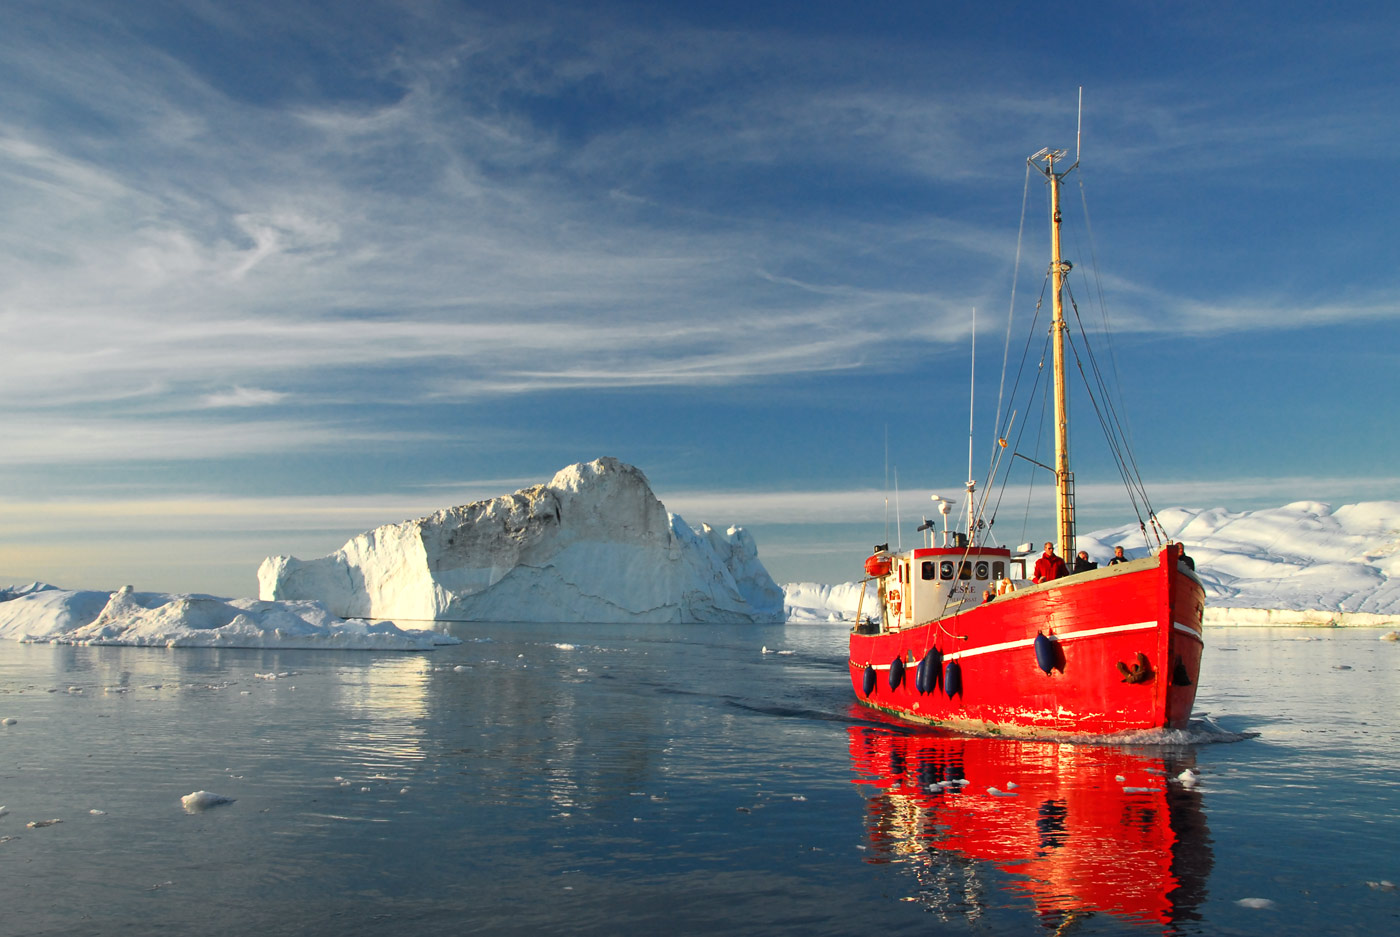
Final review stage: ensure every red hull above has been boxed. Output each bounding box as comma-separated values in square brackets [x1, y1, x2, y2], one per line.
[848, 726, 1212, 925]
[849, 545, 1204, 734]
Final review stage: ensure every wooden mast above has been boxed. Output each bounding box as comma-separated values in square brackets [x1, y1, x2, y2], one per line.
[1032, 147, 1077, 561]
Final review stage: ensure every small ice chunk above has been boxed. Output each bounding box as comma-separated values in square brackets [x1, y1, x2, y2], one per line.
[181, 791, 235, 813]
[89, 809, 106, 816]
[1235, 898, 1275, 909]
[1005, 781, 1018, 789]
[453, 665, 469, 672]
[1178, 768, 1201, 788]
[27, 818, 62, 828]
[1115, 775, 1127, 783]
[1, 718, 16, 726]
[1379, 631, 1399, 642]
[761, 646, 770, 654]
[1367, 880, 1396, 891]
[0, 805, 7, 816]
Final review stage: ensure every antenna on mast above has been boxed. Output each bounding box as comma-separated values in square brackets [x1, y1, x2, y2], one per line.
[1076, 86, 1083, 164]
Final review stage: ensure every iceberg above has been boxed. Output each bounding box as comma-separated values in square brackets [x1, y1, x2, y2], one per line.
[257, 457, 785, 623]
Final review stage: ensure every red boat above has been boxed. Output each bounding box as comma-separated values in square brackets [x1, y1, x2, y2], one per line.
[848, 146, 1205, 735]
[848, 726, 1212, 927]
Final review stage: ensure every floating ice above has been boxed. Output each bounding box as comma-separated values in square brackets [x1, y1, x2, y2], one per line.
[1, 718, 15, 726]
[27, 818, 62, 828]
[1178, 768, 1201, 788]
[88, 809, 106, 816]
[0, 585, 457, 651]
[1367, 880, 1396, 891]
[1235, 898, 1276, 909]
[180, 791, 235, 813]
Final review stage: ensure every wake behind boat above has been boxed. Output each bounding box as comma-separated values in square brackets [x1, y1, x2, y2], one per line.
[848, 145, 1205, 735]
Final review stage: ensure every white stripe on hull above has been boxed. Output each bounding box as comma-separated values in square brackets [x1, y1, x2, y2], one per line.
[863, 618, 1197, 669]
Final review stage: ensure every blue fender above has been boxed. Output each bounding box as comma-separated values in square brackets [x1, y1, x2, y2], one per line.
[943, 659, 962, 699]
[863, 664, 877, 696]
[888, 657, 905, 690]
[917, 647, 943, 694]
[1034, 632, 1058, 674]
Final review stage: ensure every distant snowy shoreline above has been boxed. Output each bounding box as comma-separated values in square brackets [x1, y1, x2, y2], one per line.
[783, 583, 1398, 628]
[6, 499, 1399, 642]
[785, 500, 1400, 628]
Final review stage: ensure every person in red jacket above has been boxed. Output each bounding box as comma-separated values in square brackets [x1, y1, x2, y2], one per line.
[1033, 542, 1068, 583]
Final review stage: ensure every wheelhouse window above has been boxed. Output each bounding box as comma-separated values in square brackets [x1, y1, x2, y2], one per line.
[959, 561, 972, 580]
[993, 561, 1006, 580]
[940, 561, 954, 580]
[975, 561, 989, 580]
[921, 561, 937, 581]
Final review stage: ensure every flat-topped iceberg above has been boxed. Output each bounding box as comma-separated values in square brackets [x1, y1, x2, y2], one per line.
[0, 585, 455, 650]
[258, 457, 785, 623]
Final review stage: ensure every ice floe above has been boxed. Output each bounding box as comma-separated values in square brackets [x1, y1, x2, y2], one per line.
[181, 791, 235, 813]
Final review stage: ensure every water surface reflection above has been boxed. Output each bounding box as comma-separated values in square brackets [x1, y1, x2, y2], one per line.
[849, 726, 1212, 930]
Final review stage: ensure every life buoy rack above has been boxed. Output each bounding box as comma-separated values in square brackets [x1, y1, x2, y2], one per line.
[886, 590, 902, 615]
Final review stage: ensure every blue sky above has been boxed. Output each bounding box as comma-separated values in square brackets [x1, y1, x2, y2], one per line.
[3, 0, 1398, 596]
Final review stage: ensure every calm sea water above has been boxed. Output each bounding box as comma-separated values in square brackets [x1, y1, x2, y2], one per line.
[1, 623, 1397, 936]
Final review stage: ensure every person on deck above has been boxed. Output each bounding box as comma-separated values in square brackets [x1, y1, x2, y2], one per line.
[1108, 546, 1128, 565]
[1073, 550, 1098, 574]
[1033, 542, 1069, 583]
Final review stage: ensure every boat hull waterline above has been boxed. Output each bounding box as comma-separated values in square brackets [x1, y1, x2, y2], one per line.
[848, 545, 1204, 735]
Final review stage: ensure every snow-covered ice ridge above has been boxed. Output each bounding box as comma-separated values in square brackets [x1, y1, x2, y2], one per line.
[786, 501, 1400, 626]
[0, 584, 456, 649]
[259, 457, 785, 624]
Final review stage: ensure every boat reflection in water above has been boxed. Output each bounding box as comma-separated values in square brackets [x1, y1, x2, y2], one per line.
[849, 724, 1212, 929]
